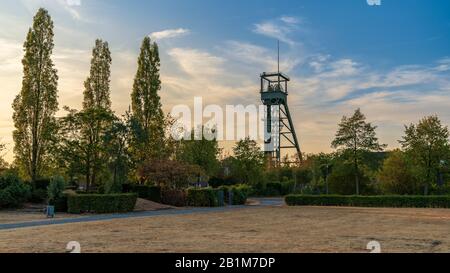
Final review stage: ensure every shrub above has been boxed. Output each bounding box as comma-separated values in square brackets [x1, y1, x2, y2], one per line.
[161, 189, 186, 207]
[67, 193, 137, 214]
[187, 187, 223, 207]
[0, 173, 30, 208]
[265, 182, 282, 196]
[29, 188, 48, 203]
[48, 176, 66, 202]
[33, 179, 51, 190]
[285, 195, 450, 208]
[123, 184, 161, 203]
[280, 181, 296, 196]
[328, 162, 372, 195]
[219, 184, 249, 205]
[47, 176, 67, 212]
[377, 150, 420, 195]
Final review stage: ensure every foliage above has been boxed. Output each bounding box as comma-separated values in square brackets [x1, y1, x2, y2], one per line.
[218, 184, 250, 205]
[137, 159, 204, 190]
[129, 37, 166, 163]
[0, 173, 31, 208]
[331, 109, 386, 195]
[47, 175, 66, 202]
[103, 116, 130, 193]
[285, 194, 450, 208]
[123, 184, 161, 203]
[399, 116, 450, 195]
[377, 150, 420, 195]
[0, 143, 8, 171]
[67, 193, 137, 214]
[186, 187, 222, 207]
[161, 189, 187, 207]
[327, 161, 374, 195]
[57, 107, 115, 190]
[12, 8, 59, 182]
[176, 126, 221, 177]
[231, 137, 265, 185]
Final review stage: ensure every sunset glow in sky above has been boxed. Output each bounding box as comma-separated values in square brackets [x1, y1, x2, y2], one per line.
[0, 0, 449, 162]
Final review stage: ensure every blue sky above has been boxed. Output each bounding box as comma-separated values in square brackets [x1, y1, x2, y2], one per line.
[0, 0, 449, 161]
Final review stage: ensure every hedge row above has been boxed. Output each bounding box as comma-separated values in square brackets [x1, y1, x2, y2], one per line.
[123, 184, 161, 203]
[67, 193, 137, 214]
[218, 184, 250, 205]
[186, 188, 223, 207]
[285, 195, 450, 208]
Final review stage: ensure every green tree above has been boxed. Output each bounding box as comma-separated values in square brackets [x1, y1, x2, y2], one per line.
[176, 126, 221, 177]
[130, 37, 165, 163]
[81, 39, 112, 190]
[232, 137, 265, 184]
[0, 142, 8, 171]
[399, 116, 450, 195]
[377, 150, 419, 195]
[57, 107, 115, 190]
[12, 8, 58, 182]
[332, 109, 386, 195]
[103, 115, 130, 193]
[328, 161, 372, 195]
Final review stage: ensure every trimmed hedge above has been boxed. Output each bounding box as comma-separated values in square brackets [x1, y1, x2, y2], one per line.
[123, 184, 161, 203]
[285, 195, 450, 208]
[161, 189, 187, 207]
[187, 188, 223, 207]
[67, 193, 137, 214]
[219, 184, 250, 205]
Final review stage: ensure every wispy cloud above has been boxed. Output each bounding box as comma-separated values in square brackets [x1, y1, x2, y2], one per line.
[150, 28, 190, 41]
[19, 0, 88, 22]
[253, 16, 303, 46]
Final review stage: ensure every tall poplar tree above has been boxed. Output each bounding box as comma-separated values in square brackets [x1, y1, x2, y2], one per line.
[82, 39, 113, 189]
[130, 37, 165, 163]
[12, 8, 58, 182]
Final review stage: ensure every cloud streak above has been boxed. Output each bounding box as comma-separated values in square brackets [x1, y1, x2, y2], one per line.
[150, 28, 190, 41]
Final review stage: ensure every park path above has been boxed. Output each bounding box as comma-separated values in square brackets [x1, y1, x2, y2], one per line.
[0, 198, 284, 231]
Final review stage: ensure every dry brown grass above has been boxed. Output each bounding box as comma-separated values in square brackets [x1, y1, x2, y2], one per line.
[0, 206, 449, 253]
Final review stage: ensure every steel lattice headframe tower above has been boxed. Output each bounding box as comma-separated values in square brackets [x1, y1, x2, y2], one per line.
[260, 71, 302, 167]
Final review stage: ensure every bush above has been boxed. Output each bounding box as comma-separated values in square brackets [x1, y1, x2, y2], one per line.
[33, 179, 51, 190]
[48, 176, 66, 202]
[47, 176, 67, 212]
[285, 195, 450, 208]
[280, 181, 296, 196]
[219, 184, 250, 205]
[67, 193, 137, 214]
[0, 173, 30, 208]
[187, 188, 223, 207]
[123, 184, 161, 203]
[265, 182, 282, 196]
[29, 188, 48, 203]
[328, 162, 372, 195]
[161, 189, 186, 207]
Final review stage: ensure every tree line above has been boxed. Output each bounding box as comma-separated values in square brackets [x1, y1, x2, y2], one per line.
[1, 8, 449, 197]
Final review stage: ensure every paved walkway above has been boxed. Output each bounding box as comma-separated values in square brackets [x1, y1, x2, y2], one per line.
[0, 198, 284, 231]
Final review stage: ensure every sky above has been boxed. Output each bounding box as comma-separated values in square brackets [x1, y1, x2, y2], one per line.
[0, 0, 449, 162]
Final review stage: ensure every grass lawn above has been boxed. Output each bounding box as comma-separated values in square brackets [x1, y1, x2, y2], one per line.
[0, 206, 449, 253]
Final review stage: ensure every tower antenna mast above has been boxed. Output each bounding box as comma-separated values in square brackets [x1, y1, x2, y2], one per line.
[260, 40, 303, 167]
